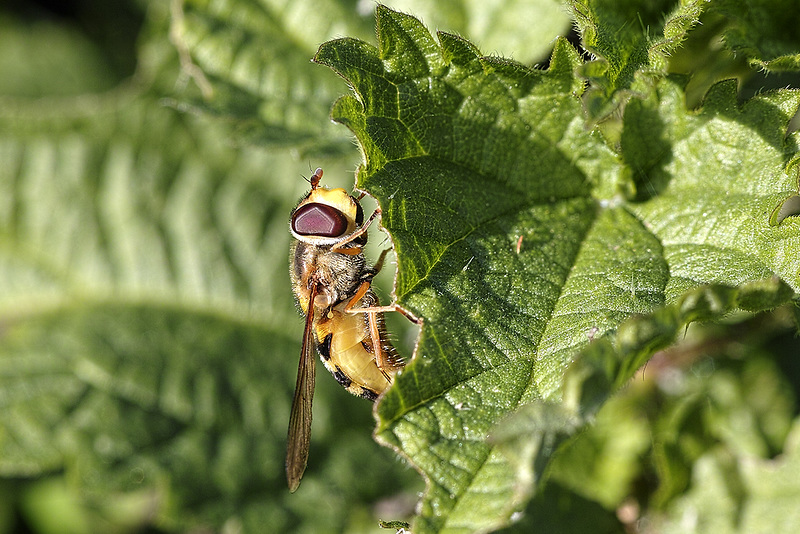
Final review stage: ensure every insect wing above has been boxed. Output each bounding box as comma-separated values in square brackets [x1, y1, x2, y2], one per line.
[286, 282, 318, 492]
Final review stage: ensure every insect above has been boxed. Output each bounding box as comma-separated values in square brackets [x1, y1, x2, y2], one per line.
[286, 168, 405, 492]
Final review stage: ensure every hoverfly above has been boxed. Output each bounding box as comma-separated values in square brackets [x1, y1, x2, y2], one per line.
[286, 168, 405, 492]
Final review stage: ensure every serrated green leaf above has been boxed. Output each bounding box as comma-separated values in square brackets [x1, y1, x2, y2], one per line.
[313, 5, 800, 532]
[381, 0, 570, 65]
[624, 78, 800, 296]
[3, 1, 800, 533]
[568, 0, 709, 118]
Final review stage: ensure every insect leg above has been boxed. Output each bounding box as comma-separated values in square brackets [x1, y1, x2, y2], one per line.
[330, 208, 381, 253]
[340, 281, 391, 380]
[342, 257, 421, 326]
[372, 248, 391, 274]
[366, 308, 393, 381]
[347, 299, 421, 326]
[342, 280, 372, 313]
[343, 281, 398, 315]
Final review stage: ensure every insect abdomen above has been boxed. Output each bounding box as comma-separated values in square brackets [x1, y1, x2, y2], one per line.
[314, 296, 400, 400]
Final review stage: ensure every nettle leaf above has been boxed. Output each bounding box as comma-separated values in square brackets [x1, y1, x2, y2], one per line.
[712, 0, 800, 72]
[624, 77, 800, 296]
[314, 5, 800, 532]
[568, 0, 708, 118]
[379, 0, 571, 65]
[4, 1, 799, 532]
[170, 0, 569, 155]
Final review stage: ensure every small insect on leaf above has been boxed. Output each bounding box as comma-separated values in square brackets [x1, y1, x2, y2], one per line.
[286, 168, 405, 491]
[379, 519, 412, 531]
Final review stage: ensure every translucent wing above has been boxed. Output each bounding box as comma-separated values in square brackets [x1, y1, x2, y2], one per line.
[286, 282, 318, 492]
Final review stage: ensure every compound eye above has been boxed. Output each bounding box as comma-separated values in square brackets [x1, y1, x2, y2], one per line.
[292, 203, 348, 237]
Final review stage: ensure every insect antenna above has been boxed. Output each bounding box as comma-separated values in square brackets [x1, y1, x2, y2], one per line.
[300, 167, 324, 189]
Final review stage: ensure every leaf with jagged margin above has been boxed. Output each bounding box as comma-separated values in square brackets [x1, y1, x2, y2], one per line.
[712, 0, 800, 73]
[623, 76, 800, 297]
[380, 0, 571, 65]
[313, 5, 800, 532]
[568, 0, 709, 118]
[169, 0, 570, 155]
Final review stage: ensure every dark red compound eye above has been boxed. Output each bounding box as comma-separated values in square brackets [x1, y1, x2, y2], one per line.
[291, 203, 348, 237]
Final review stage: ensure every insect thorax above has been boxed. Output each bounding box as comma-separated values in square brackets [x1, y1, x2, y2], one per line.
[291, 241, 370, 310]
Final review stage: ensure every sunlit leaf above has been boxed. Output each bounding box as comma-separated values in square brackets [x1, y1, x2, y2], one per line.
[2, 1, 799, 533]
[314, 5, 800, 532]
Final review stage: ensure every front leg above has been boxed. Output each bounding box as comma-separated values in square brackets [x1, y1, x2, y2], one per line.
[330, 208, 382, 254]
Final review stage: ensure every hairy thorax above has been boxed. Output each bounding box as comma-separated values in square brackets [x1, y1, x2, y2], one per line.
[290, 241, 371, 312]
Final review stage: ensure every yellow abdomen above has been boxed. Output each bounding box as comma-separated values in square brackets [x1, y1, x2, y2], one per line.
[314, 302, 396, 400]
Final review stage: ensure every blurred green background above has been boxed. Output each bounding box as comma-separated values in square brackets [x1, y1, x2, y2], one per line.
[1, 1, 799, 533]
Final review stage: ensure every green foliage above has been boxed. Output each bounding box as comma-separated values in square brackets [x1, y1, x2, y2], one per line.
[714, 0, 800, 72]
[1, 1, 799, 533]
